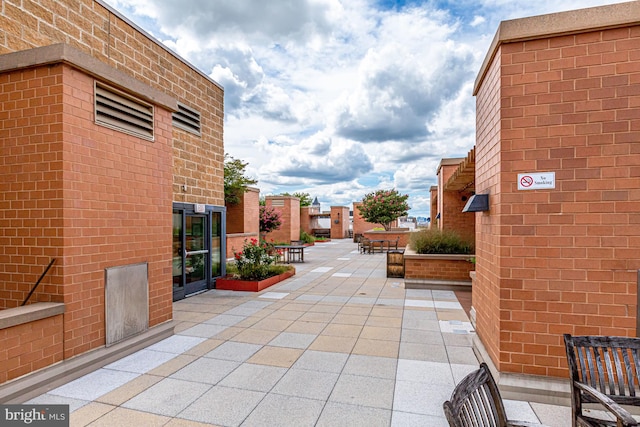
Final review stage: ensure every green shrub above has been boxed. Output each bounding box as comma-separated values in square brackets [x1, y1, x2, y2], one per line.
[299, 230, 315, 244]
[226, 262, 291, 279]
[410, 229, 474, 255]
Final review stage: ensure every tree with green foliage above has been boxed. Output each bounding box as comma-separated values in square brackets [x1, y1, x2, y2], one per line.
[359, 189, 410, 231]
[280, 192, 312, 207]
[224, 154, 258, 205]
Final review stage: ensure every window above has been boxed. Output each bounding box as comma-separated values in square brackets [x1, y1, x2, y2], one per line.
[172, 102, 201, 136]
[95, 82, 154, 140]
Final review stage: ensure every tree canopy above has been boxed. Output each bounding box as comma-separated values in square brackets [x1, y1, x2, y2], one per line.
[224, 154, 258, 205]
[259, 206, 282, 234]
[359, 189, 410, 231]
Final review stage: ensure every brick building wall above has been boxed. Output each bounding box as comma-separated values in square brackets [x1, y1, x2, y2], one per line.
[0, 0, 225, 207]
[474, 47, 503, 372]
[0, 0, 224, 382]
[0, 314, 64, 383]
[436, 159, 476, 240]
[473, 2, 640, 378]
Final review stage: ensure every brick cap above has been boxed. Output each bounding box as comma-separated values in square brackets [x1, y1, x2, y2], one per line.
[0, 43, 178, 112]
[474, 0, 640, 95]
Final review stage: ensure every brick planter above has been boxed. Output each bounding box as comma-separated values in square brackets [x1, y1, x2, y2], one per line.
[215, 269, 295, 292]
[403, 246, 474, 290]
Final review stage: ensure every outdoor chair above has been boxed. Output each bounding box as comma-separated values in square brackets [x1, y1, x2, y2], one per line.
[564, 334, 640, 427]
[359, 237, 372, 254]
[443, 363, 550, 427]
[390, 237, 399, 250]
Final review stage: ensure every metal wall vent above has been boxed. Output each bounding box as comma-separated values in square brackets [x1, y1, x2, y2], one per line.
[95, 82, 154, 140]
[172, 102, 201, 136]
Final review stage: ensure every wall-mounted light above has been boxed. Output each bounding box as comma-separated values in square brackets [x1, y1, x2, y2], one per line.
[334, 212, 340, 224]
[462, 194, 489, 212]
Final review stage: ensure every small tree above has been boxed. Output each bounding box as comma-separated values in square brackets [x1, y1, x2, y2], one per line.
[224, 154, 258, 205]
[359, 189, 410, 231]
[259, 205, 282, 234]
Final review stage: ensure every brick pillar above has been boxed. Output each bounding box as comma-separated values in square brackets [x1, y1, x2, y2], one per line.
[300, 206, 313, 236]
[330, 206, 350, 239]
[429, 186, 438, 227]
[265, 196, 300, 243]
[226, 187, 259, 234]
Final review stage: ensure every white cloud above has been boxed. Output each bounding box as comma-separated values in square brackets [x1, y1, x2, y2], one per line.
[103, 0, 631, 217]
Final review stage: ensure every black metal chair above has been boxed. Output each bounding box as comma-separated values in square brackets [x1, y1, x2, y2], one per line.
[443, 363, 549, 427]
[564, 334, 640, 427]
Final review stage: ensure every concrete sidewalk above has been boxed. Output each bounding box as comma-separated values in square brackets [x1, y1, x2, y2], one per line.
[28, 239, 571, 426]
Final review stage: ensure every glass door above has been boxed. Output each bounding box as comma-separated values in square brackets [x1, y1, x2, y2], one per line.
[185, 214, 209, 295]
[173, 212, 185, 299]
[173, 204, 226, 301]
[211, 211, 222, 279]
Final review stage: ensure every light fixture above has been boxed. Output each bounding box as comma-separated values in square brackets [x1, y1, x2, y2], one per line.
[462, 194, 489, 212]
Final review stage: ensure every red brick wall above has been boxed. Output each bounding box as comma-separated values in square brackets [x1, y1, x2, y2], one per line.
[226, 187, 259, 234]
[62, 66, 173, 357]
[475, 24, 640, 377]
[474, 46, 503, 373]
[0, 0, 225, 208]
[0, 64, 173, 358]
[404, 256, 474, 282]
[0, 66, 65, 309]
[330, 206, 349, 239]
[264, 197, 300, 243]
[0, 315, 64, 383]
[300, 206, 313, 236]
[226, 233, 259, 259]
[441, 189, 475, 239]
[353, 202, 381, 236]
[429, 186, 438, 225]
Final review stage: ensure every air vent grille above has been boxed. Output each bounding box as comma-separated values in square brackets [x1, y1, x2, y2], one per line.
[95, 82, 154, 140]
[172, 102, 201, 136]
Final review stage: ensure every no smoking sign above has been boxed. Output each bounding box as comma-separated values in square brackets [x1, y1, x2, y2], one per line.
[517, 172, 555, 190]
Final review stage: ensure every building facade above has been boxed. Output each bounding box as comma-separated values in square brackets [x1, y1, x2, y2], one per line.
[473, 1, 640, 402]
[0, 0, 224, 392]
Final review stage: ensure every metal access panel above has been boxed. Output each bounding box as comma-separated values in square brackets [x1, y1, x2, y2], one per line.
[105, 262, 149, 346]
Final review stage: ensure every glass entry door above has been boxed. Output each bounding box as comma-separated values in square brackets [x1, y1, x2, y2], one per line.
[184, 215, 209, 295]
[173, 204, 226, 301]
[173, 211, 210, 300]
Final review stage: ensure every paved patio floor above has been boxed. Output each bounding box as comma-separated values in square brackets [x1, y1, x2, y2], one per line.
[28, 239, 571, 426]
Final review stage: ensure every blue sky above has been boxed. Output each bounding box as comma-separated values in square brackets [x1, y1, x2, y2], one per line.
[104, 0, 629, 218]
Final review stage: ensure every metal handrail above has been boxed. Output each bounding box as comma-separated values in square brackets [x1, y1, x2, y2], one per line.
[21, 258, 56, 306]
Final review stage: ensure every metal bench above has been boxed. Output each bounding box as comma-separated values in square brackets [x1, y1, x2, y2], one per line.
[564, 334, 640, 427]
[443, 362, 550, 427]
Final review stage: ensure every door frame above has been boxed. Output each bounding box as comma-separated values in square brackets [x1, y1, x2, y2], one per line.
[173, 203, 226, 301]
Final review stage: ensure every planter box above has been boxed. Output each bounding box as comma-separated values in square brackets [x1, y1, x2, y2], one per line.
[403, 246, 473, 289]
[215, 269, 295, 292]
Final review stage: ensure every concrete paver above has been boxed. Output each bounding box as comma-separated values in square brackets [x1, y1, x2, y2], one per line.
[27, 239, 570, 426]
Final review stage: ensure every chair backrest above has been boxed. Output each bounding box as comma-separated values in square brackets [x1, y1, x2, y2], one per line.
[564, 334, 640, 406]
[443, 363, 509, 427]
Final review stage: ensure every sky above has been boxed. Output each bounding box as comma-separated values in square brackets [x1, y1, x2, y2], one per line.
[104, 0, 629, 219]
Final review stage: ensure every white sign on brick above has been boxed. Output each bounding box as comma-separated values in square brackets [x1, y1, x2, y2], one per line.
[517, 172, 555, 190]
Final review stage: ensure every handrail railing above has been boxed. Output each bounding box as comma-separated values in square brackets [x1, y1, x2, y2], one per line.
[21, 258, 56, 306]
